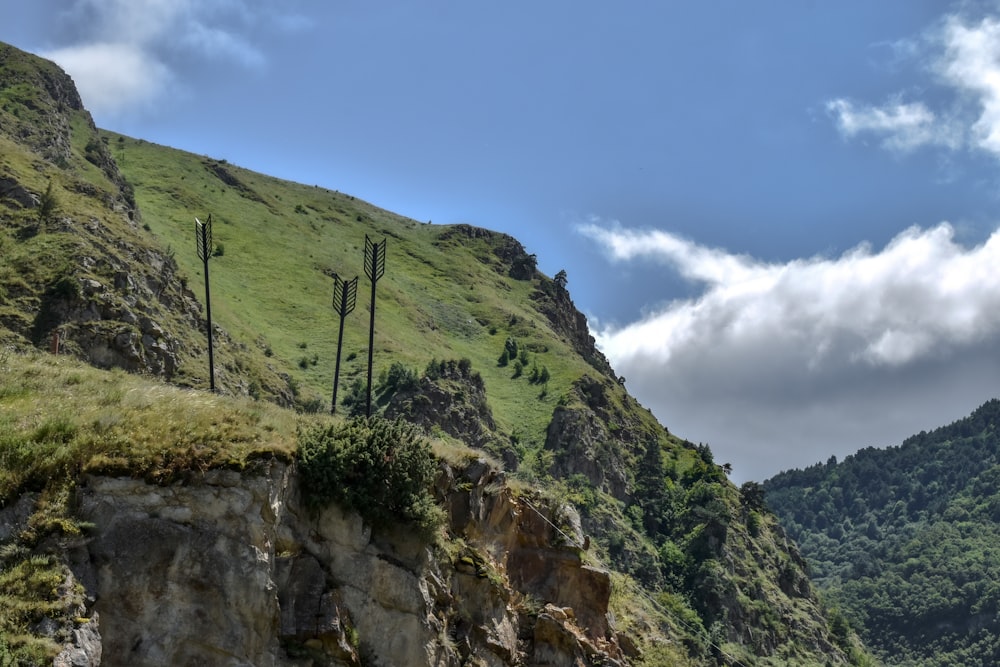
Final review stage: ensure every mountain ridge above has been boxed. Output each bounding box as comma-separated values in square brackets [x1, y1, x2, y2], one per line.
[0, 41, 867, 666]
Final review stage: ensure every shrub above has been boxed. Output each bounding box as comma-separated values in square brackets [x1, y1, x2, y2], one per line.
[298, 395, 325, 414]
[378, 361, 419, 397]
[340, 378, 367, 416]
[297, 417, 443, 537]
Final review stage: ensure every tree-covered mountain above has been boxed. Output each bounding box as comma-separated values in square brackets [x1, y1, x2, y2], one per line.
[0, 41, 869, 665]
[765, 399, 1000, 665]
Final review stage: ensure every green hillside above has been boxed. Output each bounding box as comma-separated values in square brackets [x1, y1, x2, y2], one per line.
[103, 129, 606, 441]
[765, 399, 1000, 665]
[0, 41, 869, 665]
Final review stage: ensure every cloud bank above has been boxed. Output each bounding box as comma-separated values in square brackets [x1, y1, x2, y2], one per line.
[38, 0, 307, 117]
[582, 221, 1000, 481]
[827, 13, 1000, 158]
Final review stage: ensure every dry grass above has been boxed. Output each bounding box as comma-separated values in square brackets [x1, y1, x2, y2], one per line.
[0, 350, 300, 501]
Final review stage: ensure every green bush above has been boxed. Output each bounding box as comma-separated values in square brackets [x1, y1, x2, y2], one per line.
[378, 361, 419, 397]
[340, 377, 367, 416]
[297, 417, 443, 537]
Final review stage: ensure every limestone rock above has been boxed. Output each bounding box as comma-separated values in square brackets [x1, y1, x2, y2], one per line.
[53, 458, 624, 667]
[53, 614, 102, 667]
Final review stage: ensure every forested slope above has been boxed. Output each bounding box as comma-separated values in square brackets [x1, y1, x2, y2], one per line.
[765, 399, 1000, 665]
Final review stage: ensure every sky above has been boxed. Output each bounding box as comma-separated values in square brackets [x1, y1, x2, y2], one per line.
[7, 1, 1000, 481]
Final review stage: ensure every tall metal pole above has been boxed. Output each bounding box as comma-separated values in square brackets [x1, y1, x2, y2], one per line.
[195, 216, 215, 392]
[331, 273, 358, 415]
[364, 235, 386, 417]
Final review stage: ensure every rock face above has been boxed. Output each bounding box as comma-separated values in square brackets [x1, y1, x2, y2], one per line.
[59, 459, 622, 667]
[531, 279, 615, 379]
[384, 359, 499, 449]
[0, 44, 195, 380]
[545, 375, 641, 501]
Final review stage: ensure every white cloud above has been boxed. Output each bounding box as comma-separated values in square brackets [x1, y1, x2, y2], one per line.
[828, 13, 1000, 159]
[180, 21, 266, 68]
[42, 42, 173, 115]
[578, 222, 761, 285]
[71, 0, 193, 43]
[826, 98, 959, 151]
[939, 16, 1000, 155]
[41, 0, 280, 118]
[582, 221, 1000, 481]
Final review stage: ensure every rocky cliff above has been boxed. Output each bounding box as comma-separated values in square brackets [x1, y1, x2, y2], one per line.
[3, 458, 626, 667]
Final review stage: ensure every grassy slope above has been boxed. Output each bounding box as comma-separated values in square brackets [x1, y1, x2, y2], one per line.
[0, 350, 298, 499]
[106, 130, 598, 445]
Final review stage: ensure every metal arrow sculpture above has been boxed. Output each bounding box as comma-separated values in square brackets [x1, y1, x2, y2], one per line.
[363, 235, 387, 417]
[195, 215, 216, 392]
[331, 273, 359, 415]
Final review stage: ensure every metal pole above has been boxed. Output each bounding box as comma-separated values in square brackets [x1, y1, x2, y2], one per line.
[331, 273, 358, 415]
[196, 216, 215, 392]
[364, 236, 386, 417]
[332, 301, 346, 414]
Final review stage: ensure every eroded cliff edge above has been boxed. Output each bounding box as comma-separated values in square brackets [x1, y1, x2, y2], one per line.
[8, 458, 625, 667]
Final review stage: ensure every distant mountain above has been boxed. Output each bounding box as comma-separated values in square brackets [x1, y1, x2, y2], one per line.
[0, 41, 867, 665]
[765, 399, 1000, 665]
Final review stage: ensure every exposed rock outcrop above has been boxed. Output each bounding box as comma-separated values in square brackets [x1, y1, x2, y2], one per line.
[47, 458, 622, 667]
[384, 359, 499, 449]
[531, 279, 615, 378]
[544, 375, 645, 501]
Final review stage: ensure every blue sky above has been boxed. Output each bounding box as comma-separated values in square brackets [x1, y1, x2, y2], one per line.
[7, 1, 1000, 481]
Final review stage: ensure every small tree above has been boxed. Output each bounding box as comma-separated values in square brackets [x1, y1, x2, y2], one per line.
[529, 362, 540, 383]
[554, 269, 568, 290]
[37, 180, 59, 223]
[740, 481, 767, 512]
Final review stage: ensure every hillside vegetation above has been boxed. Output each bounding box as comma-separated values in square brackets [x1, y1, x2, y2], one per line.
[0, 41, 869, 665]
[765, 399, 1000, 665]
